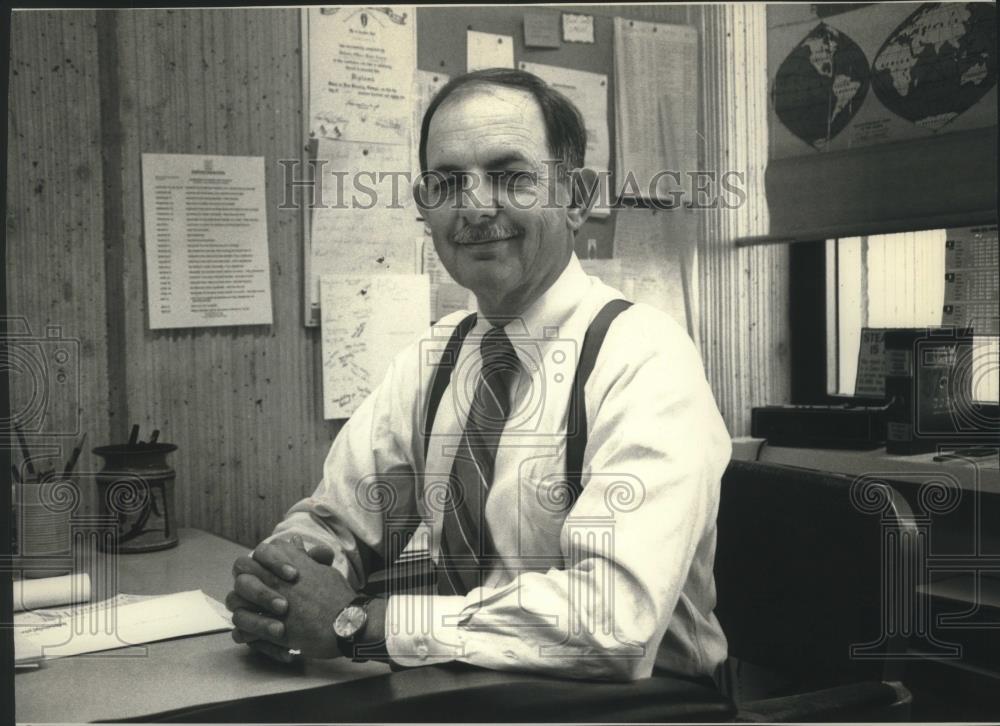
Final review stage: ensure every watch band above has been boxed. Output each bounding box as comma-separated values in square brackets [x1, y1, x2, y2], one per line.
[336, 595, 374, 661]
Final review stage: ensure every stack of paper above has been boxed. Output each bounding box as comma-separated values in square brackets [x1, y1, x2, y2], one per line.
[14, 590, 232, 665]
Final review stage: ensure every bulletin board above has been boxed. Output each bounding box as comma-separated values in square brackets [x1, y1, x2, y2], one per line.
[300, 5, 699, 421]
[300, 5, 645, 326]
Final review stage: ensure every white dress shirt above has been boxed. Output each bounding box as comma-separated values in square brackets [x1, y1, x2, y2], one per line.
[271, 253, 732, 681]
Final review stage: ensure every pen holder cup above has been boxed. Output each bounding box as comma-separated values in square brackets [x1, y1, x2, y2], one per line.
[93, 444, 179, 553]
[15, 476, 78, 578]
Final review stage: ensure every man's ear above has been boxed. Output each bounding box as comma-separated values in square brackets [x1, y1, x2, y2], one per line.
[566, 167, 599, 231]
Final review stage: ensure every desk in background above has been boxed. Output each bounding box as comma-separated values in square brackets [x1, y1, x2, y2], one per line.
[731, 436, 1000, 720]
[15, 528, 390, 723]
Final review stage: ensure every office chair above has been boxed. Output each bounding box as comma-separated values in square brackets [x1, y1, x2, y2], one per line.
[714, 459, 915, 721]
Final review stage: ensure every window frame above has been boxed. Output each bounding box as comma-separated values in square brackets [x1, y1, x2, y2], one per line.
[790, 238, 1000, 421]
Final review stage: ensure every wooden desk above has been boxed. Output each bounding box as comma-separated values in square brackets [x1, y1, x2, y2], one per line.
[14, 528, 390, 723]
[15, 529, 732, 723]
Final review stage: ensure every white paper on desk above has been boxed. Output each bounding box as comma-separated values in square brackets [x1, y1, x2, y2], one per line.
[467, 31, 514, 72]
[307, 138, 424, 322]
[13, 573, 91, 612]
[141, 154, 273, 329]
[519, 62, 611, 218]
[613, 19, 698, 203]
[614, 208, 697, 340]
[13, 590, 232, 662]
[306, 6, 415, 146]
[321, 274, 429, 419]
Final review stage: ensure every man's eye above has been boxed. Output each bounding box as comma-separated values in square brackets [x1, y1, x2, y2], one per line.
[427, 174, 462, 195]
[494, 170, 537, 186]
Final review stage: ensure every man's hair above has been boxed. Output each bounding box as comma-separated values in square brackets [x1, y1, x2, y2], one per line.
[418, 68, 587, 176]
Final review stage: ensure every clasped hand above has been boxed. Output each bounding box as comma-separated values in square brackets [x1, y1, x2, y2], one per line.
[225, 536, 356, 662]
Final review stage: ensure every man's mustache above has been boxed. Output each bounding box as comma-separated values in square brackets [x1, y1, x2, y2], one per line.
[451, 221, 525, 245]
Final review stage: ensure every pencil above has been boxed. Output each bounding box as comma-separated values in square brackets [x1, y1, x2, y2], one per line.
[15, 425, 36, 476]
[61, 432, 87, 478]
[128, 424, 140, 447]
[149, 429, 160, 445]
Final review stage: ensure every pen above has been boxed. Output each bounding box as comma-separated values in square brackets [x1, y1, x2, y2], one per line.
[128, 424, 140, 447]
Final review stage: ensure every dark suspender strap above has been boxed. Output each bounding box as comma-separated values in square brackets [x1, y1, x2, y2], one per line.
[565, 299, 634, 500]
[423, 312, 478, 462]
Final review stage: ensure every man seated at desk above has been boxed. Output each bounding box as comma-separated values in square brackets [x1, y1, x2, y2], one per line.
[226, 69, 732, 684]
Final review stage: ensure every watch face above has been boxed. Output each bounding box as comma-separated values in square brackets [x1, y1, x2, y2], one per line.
[333, 604, 367, 639]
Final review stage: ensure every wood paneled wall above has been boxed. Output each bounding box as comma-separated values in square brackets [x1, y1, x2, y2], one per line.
[7, 6, 790, 548]
[8, 8, 339, 544]
[106, 9, 341, 547]
[7, 11, 111, 512]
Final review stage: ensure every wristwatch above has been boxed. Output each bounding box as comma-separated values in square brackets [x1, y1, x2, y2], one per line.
[333, 595, 373, 660]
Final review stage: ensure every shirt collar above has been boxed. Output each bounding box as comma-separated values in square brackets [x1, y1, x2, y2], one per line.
[473, 253, 592, 367]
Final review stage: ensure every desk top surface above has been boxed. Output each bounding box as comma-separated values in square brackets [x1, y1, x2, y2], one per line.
[15, 528, 390, 723]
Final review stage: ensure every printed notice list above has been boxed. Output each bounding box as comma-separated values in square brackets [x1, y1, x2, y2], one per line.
[141, 154, 273, 329]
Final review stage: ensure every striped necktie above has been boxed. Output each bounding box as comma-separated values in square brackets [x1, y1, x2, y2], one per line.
[437, 325, 519, 596]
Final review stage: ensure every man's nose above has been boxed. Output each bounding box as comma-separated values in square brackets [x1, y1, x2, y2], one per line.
[457, 173, 500, 225]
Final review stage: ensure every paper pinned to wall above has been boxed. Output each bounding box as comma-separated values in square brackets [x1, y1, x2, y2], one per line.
[141, 154, 273, 329]
[942, 225, 999, 335]
[307, 6, 416, 146]
[320, 274, 430, 419]
[562, 13, 595, 44]
[613, 19, 698, 203]
[412, 70, 450, 178]
[419, 235, 474, 323]
[524, 10, 562, 49]
[519, 61, 611, 217]
[306, 138, 424, 325]
[580, 258, 624, 292]
[467, 31, 514, 72]
[613, 208, 697, 340]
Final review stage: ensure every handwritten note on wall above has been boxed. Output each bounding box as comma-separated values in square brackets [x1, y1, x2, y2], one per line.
[320, 274, 429, 419]
[307, 139, 424, 325]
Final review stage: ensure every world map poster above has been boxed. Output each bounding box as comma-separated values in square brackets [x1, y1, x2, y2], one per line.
[767, 2, 997, 159]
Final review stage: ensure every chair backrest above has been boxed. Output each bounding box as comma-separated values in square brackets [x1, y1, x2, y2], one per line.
[714, 460, 915, 689]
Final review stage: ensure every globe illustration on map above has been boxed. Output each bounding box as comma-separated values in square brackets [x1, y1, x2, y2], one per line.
[772, 23, 870, 150]
[872, 2, 997, 131]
